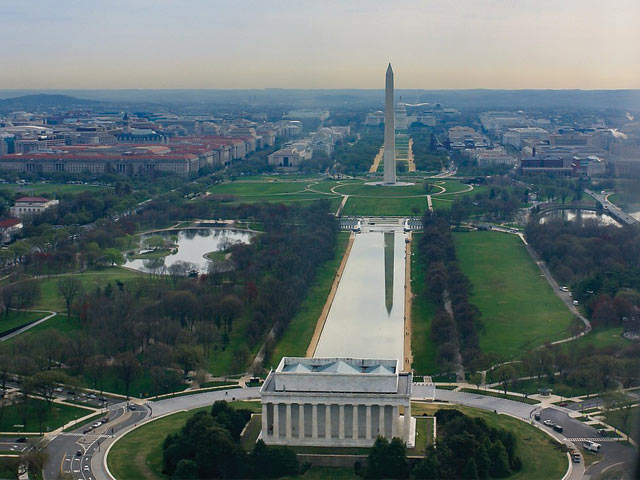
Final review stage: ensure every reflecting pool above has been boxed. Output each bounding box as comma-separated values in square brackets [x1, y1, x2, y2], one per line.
[314, 227, 407, 363]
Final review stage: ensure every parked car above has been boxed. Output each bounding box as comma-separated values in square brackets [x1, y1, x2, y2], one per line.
[597, 428, 607, 436]
[543, 419, 555, 427]
[534, 413, 541, 421]
[82, 428, 91, 434]
[553, 424, 563, 433]
[573, 300, 579, 306]
[572, 452, 581, 463]
[15, 437, 27, 443]
[76, 450, 82, 457]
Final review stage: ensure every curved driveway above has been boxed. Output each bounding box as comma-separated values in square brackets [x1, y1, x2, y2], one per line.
[62, 386, 636, 480]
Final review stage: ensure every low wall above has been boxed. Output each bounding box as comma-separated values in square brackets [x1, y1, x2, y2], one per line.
[297, 454, 367, 468]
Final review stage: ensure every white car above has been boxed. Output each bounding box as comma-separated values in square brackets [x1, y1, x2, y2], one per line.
[584, 441, 601, 452]
[573, 300, 579, 306]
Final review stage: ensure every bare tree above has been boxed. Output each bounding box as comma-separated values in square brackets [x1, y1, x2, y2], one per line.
[57, 277, 83, 320]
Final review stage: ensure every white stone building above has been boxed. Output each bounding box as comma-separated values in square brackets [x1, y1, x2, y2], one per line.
[260, 357, 414, 448]
[10, 197, 59, 218]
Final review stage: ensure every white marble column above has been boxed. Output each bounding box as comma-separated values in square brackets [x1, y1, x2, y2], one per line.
[352, 404, 359, 439]
[403, 402, 411, 442]
[379, 404, 385, 438]
[273, 403, 279, 438]
[262, 403, 268, 438]
[366, 405, 372, 439]
[299, 403, 305, 439]
[339, 404, 345, 439]
[391, 406, 399, 438]
[325, 404, 332, 439]
[285, 403, 292, 439]
[312, 404, 318, 438]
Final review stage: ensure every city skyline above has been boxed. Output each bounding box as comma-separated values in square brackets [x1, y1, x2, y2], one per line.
[1, 0, 639, 90]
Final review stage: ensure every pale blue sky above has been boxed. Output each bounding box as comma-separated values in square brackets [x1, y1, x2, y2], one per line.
[1, 0, 638, 89]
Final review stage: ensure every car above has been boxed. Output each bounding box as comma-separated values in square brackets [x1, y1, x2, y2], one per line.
[573, 300, 579, 306]
[54, 387, 63, 392]
[76, 450, 83, 457]
[15, 437, 27, 443]
[92, 422, 102, 429]
[553, 424, 563, 433]
[88, 394, 97, 399]
[534, 413, 541, 421]
[128, 405, 136, 411]
[572, 452, 581, 463]
[82, 428, 91, 434]
[543, 419, 555, 427]
[597, 428, 607, 436]
[560, 286, 569, 292]
[84, 465, 90, 471]
[98, 397, 107, 402]
[584, 441, 601, 452]
[101, 417, 109, 423]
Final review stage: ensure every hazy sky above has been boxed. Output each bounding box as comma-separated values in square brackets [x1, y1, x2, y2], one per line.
[1, 0, 639, 89]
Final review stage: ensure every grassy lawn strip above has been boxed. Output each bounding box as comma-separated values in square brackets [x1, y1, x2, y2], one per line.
[0, 310, 47, 336]
[410, 232, 438, 374]
[510, 377, 594, 398]
[410, 417, 434, 455]
[0, 398, 93, 433]
[271, 232, 351, 364]
[411, 403, 566, 480]
[602, 406, 640, 442]
[454, 231, 573, 360]
[561, 326, 632, 352]
[460, 388, 540, 405]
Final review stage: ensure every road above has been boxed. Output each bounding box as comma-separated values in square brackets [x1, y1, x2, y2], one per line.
[44, 402, 148, 480]
[585, 189, 638, 225]
[44, 385, 637, 480]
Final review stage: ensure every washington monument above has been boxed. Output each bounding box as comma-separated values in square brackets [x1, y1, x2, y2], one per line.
[383, 63, 396, 184]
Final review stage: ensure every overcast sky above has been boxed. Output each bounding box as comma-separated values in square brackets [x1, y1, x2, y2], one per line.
[1, 0, 639, 89]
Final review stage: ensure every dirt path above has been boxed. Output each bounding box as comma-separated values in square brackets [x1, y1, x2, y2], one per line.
[404, 232, 413, 372]
[407, 138, 416, 172]
[305, 232, 355, 357]
[369, 146, 384, 173]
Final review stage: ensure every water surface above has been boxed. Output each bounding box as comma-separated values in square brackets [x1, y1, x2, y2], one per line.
[314, 228, 406, 363]
[124, 228, 252, 274]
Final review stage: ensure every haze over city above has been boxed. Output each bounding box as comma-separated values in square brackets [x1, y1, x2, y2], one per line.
[2, 0, 639, 90]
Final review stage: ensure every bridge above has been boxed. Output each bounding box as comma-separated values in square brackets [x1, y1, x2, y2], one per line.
[535, 199, 638, 226]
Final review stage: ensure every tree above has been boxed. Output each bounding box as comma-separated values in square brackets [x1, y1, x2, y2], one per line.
[57, 277, 83, 321]
[103, 248, 124, 266]
[488, 440, 511, 478]
[365, 436, 409, 479]
[115, 352, 139, 399]
[495, 364, 517, 396]
[469, 372, 483, 390]
[174, 344, 204, 379]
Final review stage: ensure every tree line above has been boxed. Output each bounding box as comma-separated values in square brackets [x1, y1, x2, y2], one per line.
[417, 212, 483, 371]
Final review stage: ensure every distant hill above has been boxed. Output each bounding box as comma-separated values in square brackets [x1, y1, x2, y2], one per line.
[0, 94, 102, 112]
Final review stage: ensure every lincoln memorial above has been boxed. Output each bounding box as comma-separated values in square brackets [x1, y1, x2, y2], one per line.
[260, 357, 415, 447]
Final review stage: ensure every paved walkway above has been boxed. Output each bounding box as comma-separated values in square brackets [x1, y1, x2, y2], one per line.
[369, 146, 384, 173]
[403, 232, 413, 371]
[0, 310, 57, 342]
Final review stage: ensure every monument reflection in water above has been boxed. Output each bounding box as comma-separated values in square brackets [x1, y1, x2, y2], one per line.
[314, 228, 406, 363]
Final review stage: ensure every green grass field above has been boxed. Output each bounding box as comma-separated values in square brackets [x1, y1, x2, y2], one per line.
[562, 326, 633, 352]
[454, 231, 574, 360]
[603, 406, 639, 442]
[32, 267, 142, 311]
[411, 403, 567, 480]
[271, 232, 351, 364]
[344, 196, 430, 216]
[509, 378, 594, 398]
[0, 398, 93, 433]
[0, 310, 47, 335]
[459, 388, 540, 405]
[2, 313, 79, 342]
[410, 233, 438, 374]
[333, 183, 426, 197]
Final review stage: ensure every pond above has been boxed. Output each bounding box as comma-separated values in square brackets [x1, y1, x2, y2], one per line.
[539, 209, 621, 227]
[314, 227, 407, 364]
[124, 228, 253, 274]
